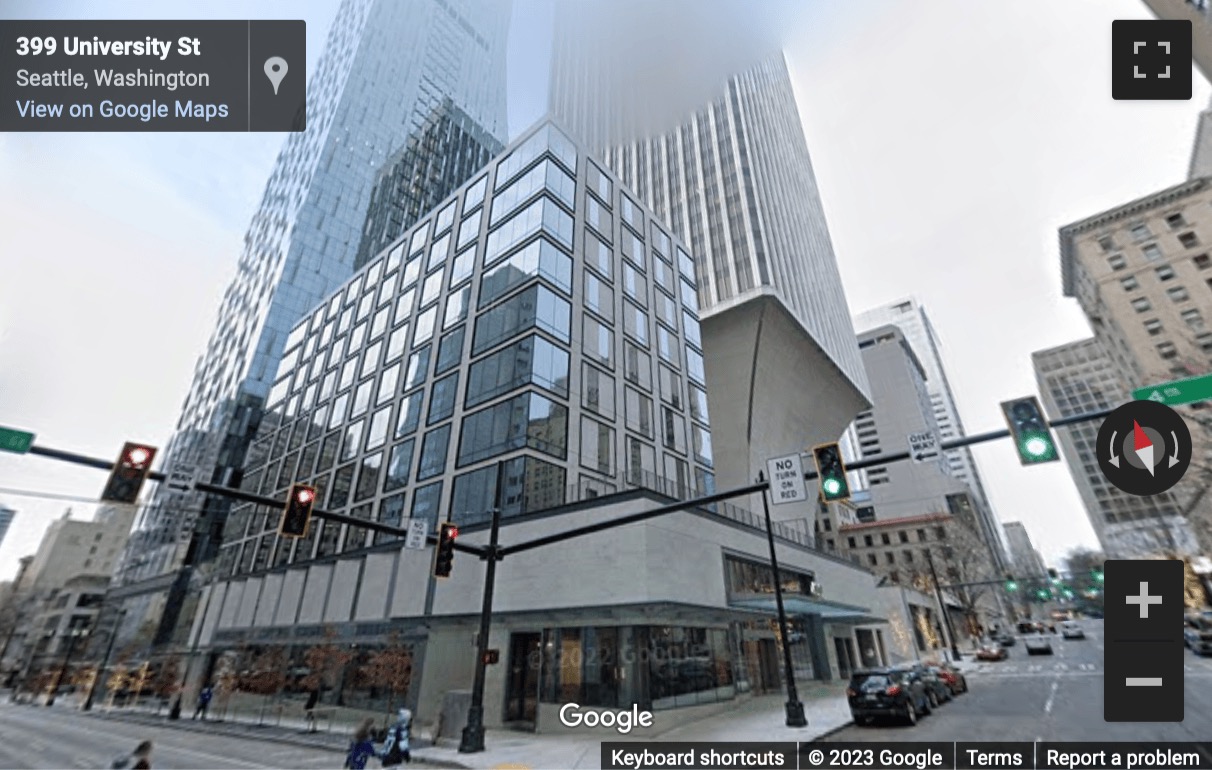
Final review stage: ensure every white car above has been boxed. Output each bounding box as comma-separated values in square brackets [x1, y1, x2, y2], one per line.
[1061, 621, 1085, 639]
[1024, 636, 1054, 655]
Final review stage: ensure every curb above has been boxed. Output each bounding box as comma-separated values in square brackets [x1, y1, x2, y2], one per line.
[804, 720, 854, 742]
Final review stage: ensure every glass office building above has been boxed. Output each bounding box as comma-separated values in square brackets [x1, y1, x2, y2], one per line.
[221, 120, 716, 575]
[109, 0, 512, 647]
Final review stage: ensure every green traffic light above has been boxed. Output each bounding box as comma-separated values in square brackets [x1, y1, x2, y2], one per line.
[1006, 581, 1018, 592]
[1093, 571, 1104, 583]
[823, 478, 842, 496]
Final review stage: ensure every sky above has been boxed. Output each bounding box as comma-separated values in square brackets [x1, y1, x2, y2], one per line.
[0, 0, 1208, 581]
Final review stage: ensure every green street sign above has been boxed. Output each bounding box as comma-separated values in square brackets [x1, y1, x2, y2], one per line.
[1133, 372, 1212, 407]
[0, 426, 35, 454]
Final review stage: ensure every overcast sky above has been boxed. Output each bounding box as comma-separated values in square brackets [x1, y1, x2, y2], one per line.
[0, 0, 1208, 581]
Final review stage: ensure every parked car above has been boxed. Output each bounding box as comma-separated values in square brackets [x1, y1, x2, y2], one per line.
[975, 645, 1008, 661]
[927, 663, 968, 695]
[1024, 636, 1054, 655]
[1185, 615, 1212, 655]
[997, 634, 1017, 647]
[1061, 621, 1085, 640]
[847, 668, 931, 726]
[898, 663, 951, 706]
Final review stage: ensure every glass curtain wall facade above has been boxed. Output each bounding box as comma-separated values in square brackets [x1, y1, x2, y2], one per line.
[112, 0, 512, 646]
[549, 11, 868, 399]
[219, 120, 716, 578]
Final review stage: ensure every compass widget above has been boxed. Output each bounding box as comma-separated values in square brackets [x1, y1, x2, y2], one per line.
[1096, 401, 1192, 496]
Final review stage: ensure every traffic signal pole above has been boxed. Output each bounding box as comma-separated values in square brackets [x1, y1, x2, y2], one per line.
[924, 549, 963, 661]
[459, 460, 506, 754]
[757, 471, 807, 728]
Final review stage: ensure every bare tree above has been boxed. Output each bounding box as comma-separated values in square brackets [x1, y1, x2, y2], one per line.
[359, 633, 413, 718]
[153, 655, 182, 700]
[300, 626, 353, 704]
[906, 520, 997, 633]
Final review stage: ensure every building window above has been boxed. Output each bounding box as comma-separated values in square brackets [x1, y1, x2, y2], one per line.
[916, 529, 927, 542]
[1167, 285, 1190, 302]
[580, 417, 615, 475]
[1179, 232, 1200, 249]
[1197, 332, 1212, 352]
[1194, 253, 1210, 270]
[822, 518, 832, 532]
[427, 372, 459, 424]
[584, 271, 615, 323]
[863, 534, 874, 547]
[847, 537, 857, 549]
[898, 531, 909, 543]
[383, 439, 415, 492]
[1098, 235, 1116, 252]
[1131, 297, 1152, 313]
[417, 425, 452, 480]
[583, 316, 614, 368]
[480, 237, 573, 307]
[1165, 213, 1186, 230]
[1121, 276, 1139, 291]
[472, 284, 572, 355]
[904, 550, 914, 564]
[625, 387, 654, 439]
[1143, 244, 1163, 261]
[867, 554, 878, 566]
[881, 532, 891, 545]
[1157, 342, 1178, 360]
[1155, 265, 1176, 281]
[582, 363, 616, 419]
[1131, 224, 1153, 242]
[935, 526, 946, 539]
[466, 335, 570, 407]
[457, 392, 568, 466]
[1144, 318, 1163, 336]
[1182, 308, 1205, 328]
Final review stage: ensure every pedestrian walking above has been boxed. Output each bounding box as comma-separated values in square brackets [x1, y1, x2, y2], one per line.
[110, 740, 153, 769]
[343, 718, 378, 770]
[304, 687, 320, 732]
[379, 708, 412, 766]
[192, 683, 213, 720]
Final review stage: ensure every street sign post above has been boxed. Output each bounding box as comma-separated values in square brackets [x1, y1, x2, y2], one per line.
[164, 465, 198, 494]
[1133, 372, 1212, 407]
[0, 426, 34, 455]
[405, 518, 428, 550]
[908, 431, 940, 464]
[765, 453, 808, 505]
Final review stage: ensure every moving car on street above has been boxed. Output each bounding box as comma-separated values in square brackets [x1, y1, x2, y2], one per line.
[1061, 621, 1085, 639]
[847, 668, 932, 726]
[1025, 636, 1054, 655]
[975, 645, 1008, 661]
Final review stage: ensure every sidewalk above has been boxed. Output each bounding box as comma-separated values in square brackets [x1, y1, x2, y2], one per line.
[40, 683, 852, 770]
[411, 682, 851, 770]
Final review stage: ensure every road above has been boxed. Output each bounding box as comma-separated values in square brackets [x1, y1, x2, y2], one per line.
[823, 618, 1212, 742]
[0, 701, 445, 769]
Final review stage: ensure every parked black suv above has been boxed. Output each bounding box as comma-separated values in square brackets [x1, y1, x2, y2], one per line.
[847, 667, 931, 725]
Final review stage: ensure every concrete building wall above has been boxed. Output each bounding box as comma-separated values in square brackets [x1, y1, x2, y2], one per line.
[19, 508, 134, 596]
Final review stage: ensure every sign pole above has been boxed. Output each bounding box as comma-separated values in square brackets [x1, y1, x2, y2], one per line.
[757, 470, 808, 728]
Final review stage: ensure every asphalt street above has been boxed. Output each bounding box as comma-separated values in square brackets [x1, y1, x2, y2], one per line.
[0, 701, 445, 769]
[822, 618, 1212, 742]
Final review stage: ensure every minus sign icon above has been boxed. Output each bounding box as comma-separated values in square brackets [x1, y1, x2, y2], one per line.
[1125, 677, 1163, 686]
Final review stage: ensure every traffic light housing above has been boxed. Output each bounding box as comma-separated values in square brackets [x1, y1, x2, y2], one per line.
[812, 442, 851, 502]
[1000, 396, 1058, 465]
[279, 484, 317, 538]
[1092, 568, 1104, 584]
[1048, 567, 1060, 584]
[433, 521, 458, 578]
[1005, 574, 1018, 592]
[100, 442, 158, 504]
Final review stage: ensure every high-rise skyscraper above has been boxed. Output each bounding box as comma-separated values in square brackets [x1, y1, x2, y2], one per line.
[1033, 338, 1197, 557]
[1003, 522, 1047, 577]
[853, 298, 1006, 562]
[110, 0, 512, 646]
[549, 7, 870, 507]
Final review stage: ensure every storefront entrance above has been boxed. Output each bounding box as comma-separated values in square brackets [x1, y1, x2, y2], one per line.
[504, 632, 541, 727]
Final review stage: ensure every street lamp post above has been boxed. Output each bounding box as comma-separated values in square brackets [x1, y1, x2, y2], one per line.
[757, 471, 808, 728]
[46, 626, 89, 707]
[83, 608, 126, 711]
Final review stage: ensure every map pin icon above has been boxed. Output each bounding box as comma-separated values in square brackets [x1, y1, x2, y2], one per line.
[264, 57, 288, 95]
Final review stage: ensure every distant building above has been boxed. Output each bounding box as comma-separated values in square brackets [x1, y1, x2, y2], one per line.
[854, 298, 1006, 562]
[17, 507, 133, 596]
[1033, 337, 1195, 557]
[0, 504, 14, 550]
[1003, 522, 1047, 577]
[848, 325, 1006, 572]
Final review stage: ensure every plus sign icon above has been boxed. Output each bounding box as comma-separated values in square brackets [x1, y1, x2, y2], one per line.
[1112, 20, 1192, 100]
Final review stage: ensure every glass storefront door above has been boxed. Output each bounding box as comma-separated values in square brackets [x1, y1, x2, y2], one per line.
[504, 632, 541, 726]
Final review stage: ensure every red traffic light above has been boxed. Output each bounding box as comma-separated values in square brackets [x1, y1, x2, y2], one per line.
[445, 524, 458, 539]
[294, 487, 315, 504]
[101, 442, 158, 504]
[125, 446, 153, 467]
